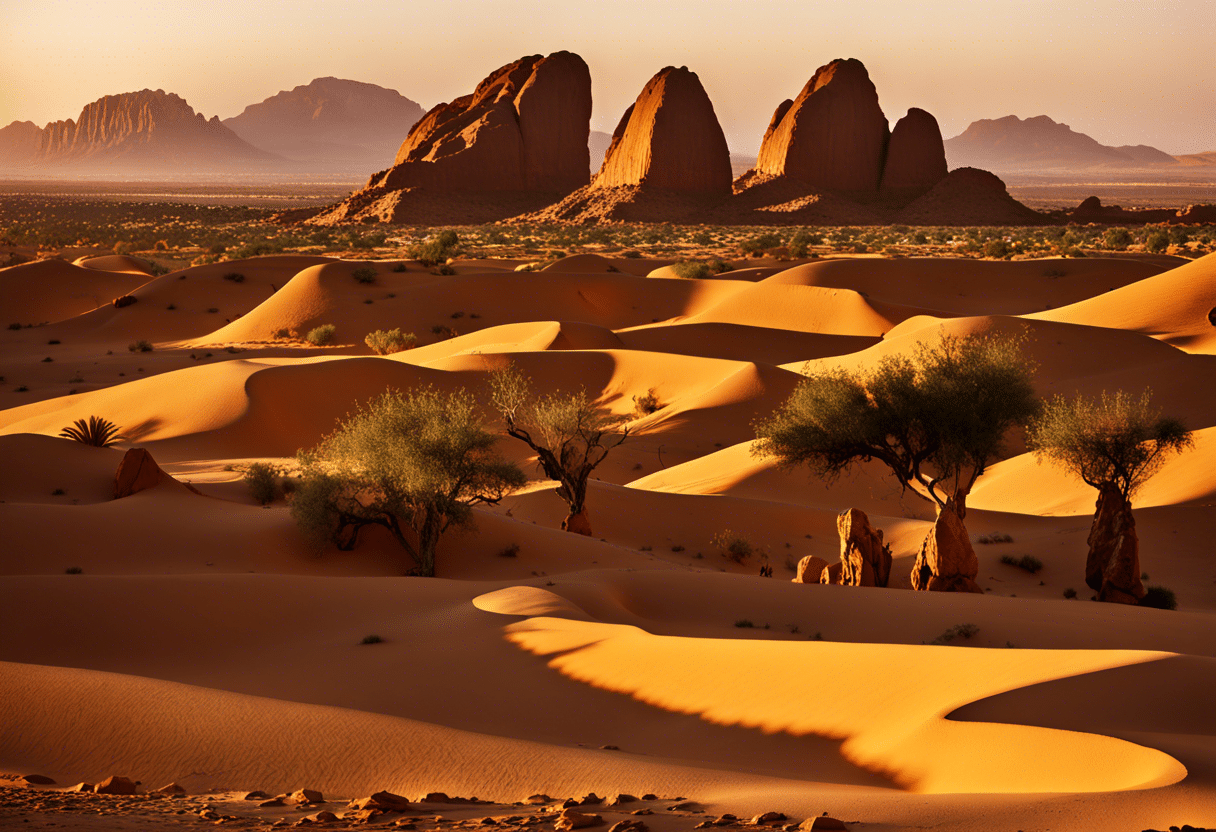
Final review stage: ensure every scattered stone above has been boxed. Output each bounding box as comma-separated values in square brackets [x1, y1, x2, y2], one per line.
[563, 799, 580, 808]
[751, 812, 786, 825]
[199, 809, 220, 820]
[600, 745, 620, 751]
[609, 794, 637, 805]
[348, 791, 411, 812]
[260, 798, 287, 808]
[21, 774, 56, 785]
[244, 790, 271, 800]
[555, 809, 605, 831]
[154, 782, 186, 795]
[670, 802, 704, 812]
[113, 295, 137, 308]
[68, 782, 94, 792]
[640, 795, 657, 802]
[579, 793, 603, 806]
[309, 811, 339, 823]
[792, 555, 830, 584]
[632, 809, 654, 816]
[608, 822, 649, 832]
[526, 794, 553, 805]
[291, 789, 325, 805]
[94, 775, 138, 795]
[799, 818, 847, 831]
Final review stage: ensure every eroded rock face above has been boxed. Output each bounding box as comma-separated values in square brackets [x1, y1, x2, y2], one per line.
[113, 448, 165, 499]
[836, 508, 892, 587]
[792, 555, 830, 584]
[94, 776, 137, 796]
[911, 502, 983, 593]
[594, 66, 732, 195]
[755, 58, 889, 192]
[1086, 482, 1146, 604]
[881, 108, 948, 197]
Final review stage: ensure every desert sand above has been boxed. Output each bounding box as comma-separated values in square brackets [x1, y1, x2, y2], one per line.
[2, 249, 1215, 832]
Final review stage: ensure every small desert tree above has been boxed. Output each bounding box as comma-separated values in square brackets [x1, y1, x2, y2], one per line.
[291, 387, 525, 576]
[1026, 390, 1193, 502]
[489, 363, 629, 535]
[754, 332, 1038, 520]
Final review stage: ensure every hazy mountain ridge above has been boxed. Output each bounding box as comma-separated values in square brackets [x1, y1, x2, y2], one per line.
[944, 114, 1194, 172]
[223, 77, 425, 172]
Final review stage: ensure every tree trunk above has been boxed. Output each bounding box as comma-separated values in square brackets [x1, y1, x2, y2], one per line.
[910, 499, 982, 593]
[562, 508, 592, 536]
[1086, 482, 1145, 604]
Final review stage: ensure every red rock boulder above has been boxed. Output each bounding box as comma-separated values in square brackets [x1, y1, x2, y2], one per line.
[95, 775, 138, 795]
[1086, 482, 1146, 604]
[113, 448, 165, 499]
[836, 508, 892, 587]
[792, 555, 830, 584]
[595, 66, 732, 195]
[881, 108, 948, 198]
[755, 58, 889, 192]
[911, 502, 983, 593]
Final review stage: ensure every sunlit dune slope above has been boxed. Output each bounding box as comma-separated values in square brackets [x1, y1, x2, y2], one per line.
[0, 259, 154, 324]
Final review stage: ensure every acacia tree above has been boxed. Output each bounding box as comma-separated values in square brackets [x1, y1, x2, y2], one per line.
[291, 387, 526, 577]
[1026, 389, 1192, 602]
[754, 333, 1038, 518]
[489, 363, 629, 536]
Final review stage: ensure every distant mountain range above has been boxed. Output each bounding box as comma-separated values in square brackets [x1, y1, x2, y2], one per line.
[944, 114, 1207, 172]
[223, 78, 425, 172]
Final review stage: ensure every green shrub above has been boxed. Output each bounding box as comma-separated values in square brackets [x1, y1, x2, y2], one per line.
[983, 239, 1012, 259]
[128, 340, 153, 353]
[1141, 585, 1177, 610]
[433, 263, 457, 276]
[1145, 229, 1170, 253]
[632, 387, 663, 417]
[244, 462, 280, 505]
[306, 324, 336, 346]
[740, 233, 783, 256]
[364, 328, 417, 355]
[1103, 228, 1133, 250]
[222, 272, 245, 283]
[712, 530, 763, 564]
[409, 230, 460, 266]
[352, 266, 377, 284]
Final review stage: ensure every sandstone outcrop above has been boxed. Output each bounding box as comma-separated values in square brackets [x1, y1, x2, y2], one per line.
[898, 167, 1044, 226]
[1086, 482, 1146, 604]
[556, 809, 605, 830]
[754, 59, 889, 193]
[835, 508, 892, 587]
[113, 448, 165, 499]
[911, 503, 983, 593]
[521, 66, 732, 224]
[881, 108, 948, 198]
[792, 555, 830, 584]
[291, 788, 325, 804]
[311, 53, 591, 225]
[94, 776, 138, 795]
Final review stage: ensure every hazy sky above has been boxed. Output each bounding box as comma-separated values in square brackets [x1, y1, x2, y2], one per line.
[2, 0, 1214, 155]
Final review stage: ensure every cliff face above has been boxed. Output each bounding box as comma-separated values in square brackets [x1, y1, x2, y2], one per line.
[310, 52, 592, 224]
[223, 77, 425, 170]
[0, 121, 43, 167]
[28, 90, 275, 172]
[881, 108, 949, 195]
[594, 66, 732, 195]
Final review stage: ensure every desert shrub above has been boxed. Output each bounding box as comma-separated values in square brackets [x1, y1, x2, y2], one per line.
[433, 263, 457, 276]
[431, 324, 457, 339]
[59, 416, 123, 447]
[788, 229, 820, 258]
[306, 324, 336, 346]
[1027, 390, 1192, 502]
[983, 239, 1012, 259]
[490, 363, 629, 536]
[292, 387, 525, 576]
[244, 462, 280, 505]
[734, 619, 754, 628]
[273, 327, 292, 339]
[739, 232, 784, 256]
[352, 266, 378, 284]
[755, 333, 1037, 521]
[7, 323, 21, 330]
[999, 554, 1043, 574]
[360, 634, 384, 645]
[1103, 228, 1133, 250]
[222, 272, 245, 283]
[669, 260, 713, 279]
[929, 623, 979, 645]
[498, 544, 520, 558]
[712, 530, 762, 564]
[390, 262, 408, 272]
[65, 566, 83, 574]
[364, 328, 417, 355]
[409, 230, 460, 266]
[632, 387, 663, 418]
[1140, 585, 1177, 610]
[1145, 229, 1170, 253]
[1063, 587, 1078, 599]
[128, 340, 153, 353]
[977, 533, 1014, 544]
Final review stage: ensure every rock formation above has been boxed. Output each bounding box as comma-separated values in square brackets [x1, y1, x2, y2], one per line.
[1086, 482, 1146, 604]
[881, 108, 948, 197]
[223, 77, 425, 171]
[27, 90, 275, 173]
[753, 58, 890, 193]
[898, 167, 1044, 225]
[911, 503, 983, 593]
[113, 448, 166, 499]
[519, 66, 732, 223]
[94, 776, 137, 796]
[311, 53, 591, 224]
[0, 120, 43, 168]
[792, 555, 830, 584]
[834, 508, 892, 587]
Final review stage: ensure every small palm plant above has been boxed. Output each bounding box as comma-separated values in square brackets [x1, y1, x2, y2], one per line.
[59, 416, 123, 447]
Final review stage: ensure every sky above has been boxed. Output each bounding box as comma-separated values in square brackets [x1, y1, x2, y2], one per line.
[2, 0, 1214, 155]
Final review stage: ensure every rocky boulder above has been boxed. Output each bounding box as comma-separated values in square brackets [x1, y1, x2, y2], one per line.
[880, 108, 948, 198]
[95, 775, 138, 795]
[898, 167, 1043, 226]
[792, 555, 830, 584]
[556, 809, 605, 831]
[1086, 482, 1146, 604]
[595, 66, 732, 195]
[113, 448, 165, 499]
[911, 502, 983, 593]
[835, 508, 892, 587]
[754, 58, 889, 192]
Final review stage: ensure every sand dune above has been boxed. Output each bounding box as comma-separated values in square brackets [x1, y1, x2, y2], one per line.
[0, 258, 153, 325]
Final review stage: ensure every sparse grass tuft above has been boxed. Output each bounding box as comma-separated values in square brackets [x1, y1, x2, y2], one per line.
[929, 623, 979, 645]
[977, 533, 1014, 544]
[734, 619, 754, 628]
[360, 634, 384, 645]
[364, 328, 417, 355]
[222, 272, 245, 283]
[999, 554, 1043, 574]
[128, 340, 153, 353]
[712, 530, 764, 564]
[632, 387, 662, 418]
[65, 566, 83, 574]
[244, 462, 280, 506]
[498, 544, 520, 558]
[1141, 585, 1177, 610]
[352, 267, 377, 284]
[1063, 587, 1078, 599]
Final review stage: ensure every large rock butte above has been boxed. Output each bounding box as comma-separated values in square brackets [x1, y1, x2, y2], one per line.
[1086, 482, 1146, 604]
[881, 107, 949, 196]
[754, 58, 890, 192]
[312, 52, 591, 224]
